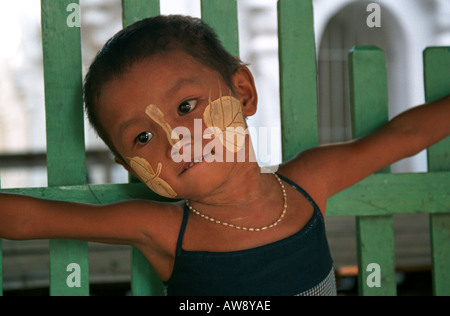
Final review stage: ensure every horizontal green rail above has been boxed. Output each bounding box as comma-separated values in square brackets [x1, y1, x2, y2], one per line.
[2, 172, 449, 216]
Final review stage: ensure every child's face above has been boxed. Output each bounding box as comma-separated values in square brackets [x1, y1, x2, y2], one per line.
[98, 51, 257, 199]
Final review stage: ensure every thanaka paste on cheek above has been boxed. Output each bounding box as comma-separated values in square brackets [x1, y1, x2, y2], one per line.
[145, 104, 180, 146]
[128, 156, 178, 198]
[127, 104, 179, 199]
[203, 94, 247, 153]
[128, 95, 246, 198]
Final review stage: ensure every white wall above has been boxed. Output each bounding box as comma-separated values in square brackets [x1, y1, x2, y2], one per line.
[314, 0, 450, 172]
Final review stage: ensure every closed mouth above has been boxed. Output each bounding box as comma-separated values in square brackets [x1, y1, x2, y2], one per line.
[181, 152, 213, 174]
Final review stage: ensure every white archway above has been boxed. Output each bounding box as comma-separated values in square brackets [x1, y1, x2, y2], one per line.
[316, 0, 425, 172]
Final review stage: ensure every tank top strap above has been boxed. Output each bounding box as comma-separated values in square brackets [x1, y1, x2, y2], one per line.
[275, 173, 322, 215]
[176, 174, 321, 251]
[176, 202, 190, 252]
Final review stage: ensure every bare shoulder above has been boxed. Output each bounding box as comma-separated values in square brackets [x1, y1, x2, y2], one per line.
[277, 148, 330, 215]
[277, 140, 379, 216]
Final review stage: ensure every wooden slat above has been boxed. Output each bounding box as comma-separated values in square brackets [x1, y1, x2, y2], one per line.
[424, 48, 450, 173]
[121, 0, 164, 296]
[349, 46, 396, 296]
[131, 248, 165, 296]
[423, 47, 450, 296]
[41, 0, 89, 296]
[42, 2, 87, 185]
[122, 0, 160, 27]
[327, 172, 450, 216]
[278, 0, 319, 160]
[2, 172, 448, 215]
[201, 0, 239, 57]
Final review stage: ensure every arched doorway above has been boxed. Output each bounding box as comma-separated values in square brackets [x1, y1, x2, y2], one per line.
[317, 1, 407, 146]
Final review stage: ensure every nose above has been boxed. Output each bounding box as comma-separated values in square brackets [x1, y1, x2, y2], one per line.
[169, 128, 193, 163]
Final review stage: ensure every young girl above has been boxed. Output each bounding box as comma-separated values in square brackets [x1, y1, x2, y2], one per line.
[1, 15, 449, 296]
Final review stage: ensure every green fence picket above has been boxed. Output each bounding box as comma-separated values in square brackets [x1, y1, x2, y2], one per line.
[120, 0, 166, 296]
[423, 47, 450, 296]
[201, 0, 239, 57]
[349, 46, 396, 296]
[122, 0, 160, 27]
[41, 0, 89, 296]
[131, 248, 165, 296]
[278, 0, 319, 160]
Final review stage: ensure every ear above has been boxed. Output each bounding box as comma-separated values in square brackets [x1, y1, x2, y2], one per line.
[231, 66, 258, 117]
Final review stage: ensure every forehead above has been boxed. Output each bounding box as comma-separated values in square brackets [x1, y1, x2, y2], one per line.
[100, 51, 220, 109]
[96, 51, 223, 144]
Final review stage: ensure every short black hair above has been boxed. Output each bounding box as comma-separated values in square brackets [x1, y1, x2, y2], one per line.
[83, 15, 244, 160]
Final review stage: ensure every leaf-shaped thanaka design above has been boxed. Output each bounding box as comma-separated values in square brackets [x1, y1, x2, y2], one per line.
[203, 93, 247, 153]
[145, 104, 179, 147]
[128, 156, 177, 199]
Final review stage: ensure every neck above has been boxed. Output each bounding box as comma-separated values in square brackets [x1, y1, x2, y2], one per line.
[188, 162, 279, 220]
[187, 173, 287, 232]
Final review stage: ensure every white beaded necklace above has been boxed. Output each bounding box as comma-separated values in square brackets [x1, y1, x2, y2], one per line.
[186, 173, 288, 232]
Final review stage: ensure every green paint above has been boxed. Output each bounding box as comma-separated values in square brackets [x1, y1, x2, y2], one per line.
[424, 47, 450, 296]
[131, 248, 165, 296]
[2, 172, 448, 216]
[278, 0, 319, 160]
[122, 0, 160, 27]
[41, 0, 89, 296]
[201, 0, 240, 57]
[122, 0, 163, 296]
[349, 46, 396, 296]
[327, 172, 450, 216]
[49, 239, 89, 296]
[356, 216, 396, 296]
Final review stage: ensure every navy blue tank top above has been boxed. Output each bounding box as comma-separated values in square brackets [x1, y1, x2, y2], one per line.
[164, 173, 336, 296]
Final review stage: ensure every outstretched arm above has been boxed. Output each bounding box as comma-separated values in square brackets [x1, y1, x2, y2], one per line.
[0, 192, 161, 246]
[284, 95, 450, 206]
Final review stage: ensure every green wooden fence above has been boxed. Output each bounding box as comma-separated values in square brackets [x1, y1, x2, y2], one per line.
[0, 0, 448, 296]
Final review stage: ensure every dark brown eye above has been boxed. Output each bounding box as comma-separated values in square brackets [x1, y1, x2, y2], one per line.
[178, 100, 198, 115]
[136, 132, 153, 145]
